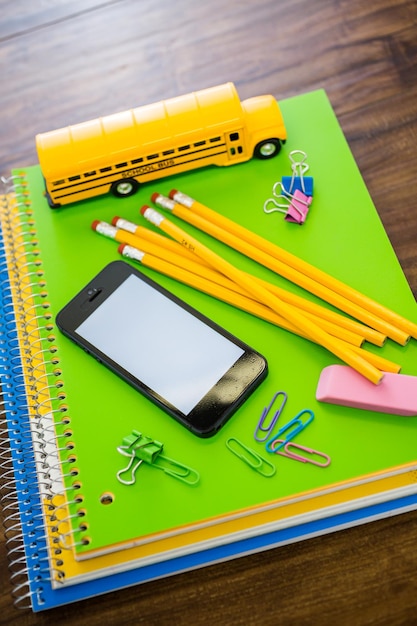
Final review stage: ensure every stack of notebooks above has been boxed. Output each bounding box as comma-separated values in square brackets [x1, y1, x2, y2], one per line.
[1, 89, 416, 612]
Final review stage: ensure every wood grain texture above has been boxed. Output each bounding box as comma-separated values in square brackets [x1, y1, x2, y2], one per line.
[1, 1, 416, 623]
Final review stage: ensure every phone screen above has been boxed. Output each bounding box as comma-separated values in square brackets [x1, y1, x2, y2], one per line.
[75, 274, 244, 416]
[57, 261, 267, 436]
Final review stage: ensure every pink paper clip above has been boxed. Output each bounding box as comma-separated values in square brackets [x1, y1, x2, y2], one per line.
[269, 439, 331, 467]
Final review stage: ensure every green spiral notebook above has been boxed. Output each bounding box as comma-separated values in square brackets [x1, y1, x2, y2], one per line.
[7, 89, 417, 563]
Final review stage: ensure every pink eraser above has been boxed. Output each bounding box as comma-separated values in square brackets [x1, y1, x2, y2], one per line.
[316, 365, 417, 416]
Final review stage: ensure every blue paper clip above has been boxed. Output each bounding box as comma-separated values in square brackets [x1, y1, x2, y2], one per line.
[269, 440, 331, 467]
[226, 438, 276, 478]
[265, 408, 314, 453]
[254, 390, 287, 442]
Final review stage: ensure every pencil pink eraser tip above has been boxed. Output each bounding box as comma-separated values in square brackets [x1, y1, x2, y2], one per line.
[169, 189, 178, 199]
[111, 216, 121, 226]
[91, 220, 100, 231]
[150, 192, 160, 203]
[140, 205, 150, 216]
[117, 243, 126, 253]
[316, 364, 417, 416]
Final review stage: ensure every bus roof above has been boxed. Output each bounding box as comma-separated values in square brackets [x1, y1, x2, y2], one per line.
[36, 83, 244, 180]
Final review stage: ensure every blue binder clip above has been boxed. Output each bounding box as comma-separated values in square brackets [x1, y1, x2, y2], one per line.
[265, 408, 315, 453]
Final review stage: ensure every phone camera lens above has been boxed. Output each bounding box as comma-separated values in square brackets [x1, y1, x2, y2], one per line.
[86, 287, 101, 301]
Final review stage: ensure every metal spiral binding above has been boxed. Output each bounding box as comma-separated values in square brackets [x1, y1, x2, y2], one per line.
[0, 174, 88, 608]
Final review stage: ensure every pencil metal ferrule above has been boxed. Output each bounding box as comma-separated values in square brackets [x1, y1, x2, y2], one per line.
[112, 217, 138, 234]
[120, 244, 145, 263]
[141, 206, 165, 227]
[169, 190, 194, 208]
[93, 221, 117, 239]
[152, 194, 176, 212]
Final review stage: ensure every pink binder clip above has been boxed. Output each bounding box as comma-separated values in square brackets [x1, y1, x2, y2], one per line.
[284, 188, 312, 224]
[263, 182, 312, 225]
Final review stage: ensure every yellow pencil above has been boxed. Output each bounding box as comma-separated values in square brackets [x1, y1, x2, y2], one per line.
[116, 237, 365, 347]
[140, 207, 384, 384]
[348, 346, 401, 374]
[119, 243, 307, 337]
[93, 220, 215, 278]
[167, 190, 417, 341]
[138, 207, 385, 348]
[151, 193, 409, 345]
[124, 230, 367, 347]
[119, 243, 401, 374]
[111, 216, 212, 267]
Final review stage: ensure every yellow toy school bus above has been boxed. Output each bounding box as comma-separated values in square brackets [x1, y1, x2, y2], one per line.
[36, 82, 287, 207]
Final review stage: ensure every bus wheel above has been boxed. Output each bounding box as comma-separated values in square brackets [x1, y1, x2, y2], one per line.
[111, 178, 139, 198]
[254, 139, 281, 159]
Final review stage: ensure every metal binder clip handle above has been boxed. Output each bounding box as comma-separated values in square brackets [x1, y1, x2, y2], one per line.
[289, 149, 309, 194]
[263, 197, 288, 215]
[116, 446, 143, 485]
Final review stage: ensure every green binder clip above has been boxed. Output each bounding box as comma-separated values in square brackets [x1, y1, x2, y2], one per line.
[116, 430, 200, 486]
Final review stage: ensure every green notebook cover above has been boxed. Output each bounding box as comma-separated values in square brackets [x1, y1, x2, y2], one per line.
[10, 89, 417, 558]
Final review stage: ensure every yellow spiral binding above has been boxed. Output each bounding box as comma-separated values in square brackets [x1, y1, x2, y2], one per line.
[0, 174, 87, 607]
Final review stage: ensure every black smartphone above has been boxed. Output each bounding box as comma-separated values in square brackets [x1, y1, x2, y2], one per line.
[56, 261, 268, 437]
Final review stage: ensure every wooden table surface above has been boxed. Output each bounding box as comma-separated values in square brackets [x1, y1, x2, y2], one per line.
[1, 1, 416, 624]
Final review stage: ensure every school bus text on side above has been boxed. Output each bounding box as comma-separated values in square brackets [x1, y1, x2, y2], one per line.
[35, 83, 287, 207]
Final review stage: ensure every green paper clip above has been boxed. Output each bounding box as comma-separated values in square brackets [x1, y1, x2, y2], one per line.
[226, 437, 276, 478]
[116, 430, 200, 486]
[151, 454, 200, 485]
